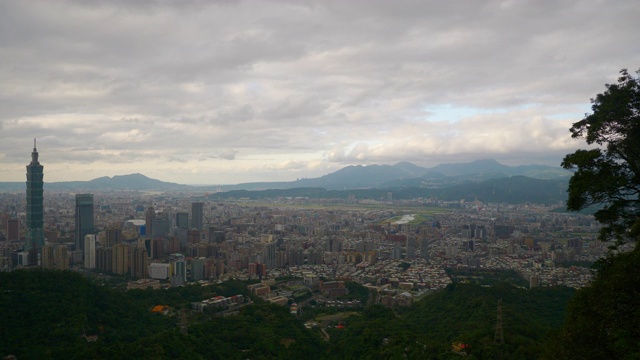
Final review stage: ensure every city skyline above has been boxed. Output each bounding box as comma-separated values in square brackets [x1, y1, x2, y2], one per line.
[1, 1, 639, 185]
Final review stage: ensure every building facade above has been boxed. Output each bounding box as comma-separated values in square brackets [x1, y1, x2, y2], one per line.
[145, 206, 155, 236]
[74, 194, 94, 252]
[176, 212, 189, 229]
[191, 202, 204, 231]
[84, 234, 97, 269]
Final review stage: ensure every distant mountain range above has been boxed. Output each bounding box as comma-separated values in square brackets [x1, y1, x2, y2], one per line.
[0, 159, 572, 204]
[208, 176, 569, 205]
[0, 173, 189, 191]
[222, 159, 570, 191]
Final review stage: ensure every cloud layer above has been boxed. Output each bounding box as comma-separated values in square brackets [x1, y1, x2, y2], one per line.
[1, 1, 639, 184]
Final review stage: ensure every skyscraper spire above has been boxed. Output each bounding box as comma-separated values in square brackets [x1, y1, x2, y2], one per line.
[31, 138, 39, 164]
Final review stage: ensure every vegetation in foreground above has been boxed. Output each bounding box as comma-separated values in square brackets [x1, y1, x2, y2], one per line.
[550, 68, 640, 358]
[1, 269, 576, 359]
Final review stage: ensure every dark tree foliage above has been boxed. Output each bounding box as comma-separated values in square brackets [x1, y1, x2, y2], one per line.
[561, 68, 640, 243]
[0, 270, 325, 359]
[1, 269, 578, 359]
[547, 69, 640, 358]
[544, 246, 640, 360]
[328, 283, 574, 360]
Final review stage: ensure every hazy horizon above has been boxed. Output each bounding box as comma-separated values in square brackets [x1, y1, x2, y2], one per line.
[0, 158, 566, 186]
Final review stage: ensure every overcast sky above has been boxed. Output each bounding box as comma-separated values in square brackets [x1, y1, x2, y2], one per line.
[1, 1, 639, 185]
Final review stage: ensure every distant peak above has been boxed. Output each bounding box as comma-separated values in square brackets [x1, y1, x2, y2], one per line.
[115, 173, 147, 178]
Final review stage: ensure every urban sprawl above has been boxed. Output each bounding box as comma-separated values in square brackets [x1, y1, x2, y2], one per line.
[1, 143, 611, 312]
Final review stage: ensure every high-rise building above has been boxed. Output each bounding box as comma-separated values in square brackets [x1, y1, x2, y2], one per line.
[6, 218, 20, 241]
[96, 246, 113, 273]
[176, 212, 189, 229]
[151, 238, 164, 259]
[130, 245, 148, 279]
[25, 139, 44, 264]
[262, 241, 277, 270]
[145, 206, 155, 236]
[173, 259, 187, 282]
[53, 245, 69, 270]
[44, 229, 58, 242]
[391, 245, 403, 260]
[190, 258, 205, 281]
[112, 243, 130, 275]
[203, 258, 217, 279]
[42, 244, 69, 270]
[419, 238, 430, 260]
[325, 236, 342, 253]
[84, 234, 97, 269]
[188, 229, 201, 244]
[191, 202, 204, 231]
[105, 228, 123, 247]
[41, 245, 55, 269]
[74, 194, 94, 252]
[208, 227, 225, 244]
[405, 236, 416, 259]
[152, 215, 169, 237]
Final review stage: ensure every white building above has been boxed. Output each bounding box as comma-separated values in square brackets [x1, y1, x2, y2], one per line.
[149, 262, 171, 280]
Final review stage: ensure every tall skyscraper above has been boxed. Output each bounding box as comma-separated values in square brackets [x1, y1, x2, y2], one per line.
[145, 206, 155, 236]
[75, 194, 94, 252]
[191, 202, 203, 231]
[26, 139, 44, 264]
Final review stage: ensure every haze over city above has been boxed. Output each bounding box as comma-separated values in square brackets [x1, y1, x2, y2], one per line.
[1, 1, 639, 184]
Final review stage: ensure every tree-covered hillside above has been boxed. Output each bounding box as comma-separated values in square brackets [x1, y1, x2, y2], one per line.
[328, 282, 574, 359]
[209, 175, 568, 205]
[0, 270, 325, 359]
[1, 270, 575, 359]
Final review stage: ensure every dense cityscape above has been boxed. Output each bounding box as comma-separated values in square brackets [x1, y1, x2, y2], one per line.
[2, 143, 604, 309]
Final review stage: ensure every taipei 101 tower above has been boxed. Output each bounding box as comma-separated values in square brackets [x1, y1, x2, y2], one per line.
[26, 139, 44, 265]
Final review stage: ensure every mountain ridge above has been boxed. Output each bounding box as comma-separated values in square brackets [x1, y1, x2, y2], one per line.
[0, 159, 570, 192]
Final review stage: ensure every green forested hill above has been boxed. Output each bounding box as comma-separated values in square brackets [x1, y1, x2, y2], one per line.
[0, 269, 173, 358]
[327, 282, 575, 359]
[0, 270, 325, 359]
[208, 176, 568, 204]
[1, 270, 574, 359]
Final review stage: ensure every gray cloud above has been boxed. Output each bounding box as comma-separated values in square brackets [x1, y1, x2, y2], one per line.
[1, 0, 638, 184]
[218, 149, 238, 160]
